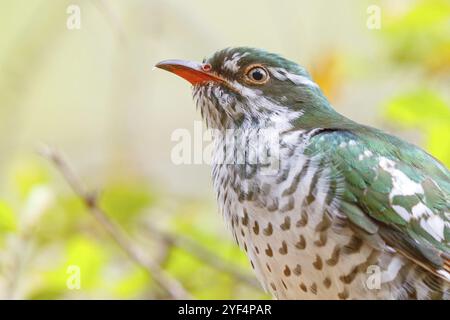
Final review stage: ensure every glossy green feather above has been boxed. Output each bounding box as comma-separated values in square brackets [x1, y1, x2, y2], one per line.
[305, 125, 450, 273]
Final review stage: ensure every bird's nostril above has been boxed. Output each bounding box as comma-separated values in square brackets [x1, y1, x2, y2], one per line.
[202, 63, 212, 72]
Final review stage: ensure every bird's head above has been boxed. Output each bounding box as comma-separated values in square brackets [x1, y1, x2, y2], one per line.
[156, 47, 332, 130]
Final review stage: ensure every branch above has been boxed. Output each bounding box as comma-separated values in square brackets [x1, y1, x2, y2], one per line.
[39, 146, 191, 300]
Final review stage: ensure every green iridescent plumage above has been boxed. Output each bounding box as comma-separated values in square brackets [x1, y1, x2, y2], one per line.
[305, 125, 450, 277]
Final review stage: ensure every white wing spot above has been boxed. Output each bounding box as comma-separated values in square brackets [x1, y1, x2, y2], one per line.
[409, 203, 445, 242]
[379, 157, 424, 199]
[381, 256, 404, 283]
[358, 149, 373, 161]
[364, 150, 373, 157]
[411, 202, 433, 219]
[421, 214, 445, 242]
[392, 205, 411, 222]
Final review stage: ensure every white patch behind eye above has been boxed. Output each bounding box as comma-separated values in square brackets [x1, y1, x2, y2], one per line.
[232, 81, 263, 99]
[269, 67, 318, 88]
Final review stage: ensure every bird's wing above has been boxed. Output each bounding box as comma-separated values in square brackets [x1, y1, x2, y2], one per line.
[305, 128, 450, 281]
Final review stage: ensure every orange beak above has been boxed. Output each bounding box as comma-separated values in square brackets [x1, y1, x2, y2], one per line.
[155, 59, 224, 85]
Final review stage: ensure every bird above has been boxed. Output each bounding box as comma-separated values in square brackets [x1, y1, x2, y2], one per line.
[155, 47, 450, 299]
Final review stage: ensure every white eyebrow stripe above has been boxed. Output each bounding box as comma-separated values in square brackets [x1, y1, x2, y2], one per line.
[268, 67, 318, 88]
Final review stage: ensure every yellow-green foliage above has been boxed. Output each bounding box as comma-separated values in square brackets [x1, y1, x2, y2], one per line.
[0, 0, 448, 300]
[382, 0, 450, 166]
[385, 89, 450, 166]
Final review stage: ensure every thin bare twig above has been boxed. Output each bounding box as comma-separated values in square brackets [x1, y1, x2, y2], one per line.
[39, 146, 191, 300]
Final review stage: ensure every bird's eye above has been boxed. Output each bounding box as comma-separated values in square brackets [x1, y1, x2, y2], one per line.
[245, 66, 269, 84]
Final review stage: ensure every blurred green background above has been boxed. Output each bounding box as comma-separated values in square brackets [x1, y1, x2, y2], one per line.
[0, 0, 449, 299]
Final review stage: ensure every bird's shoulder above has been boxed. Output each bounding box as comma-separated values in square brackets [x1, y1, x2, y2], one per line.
[303, 126, 450, 281]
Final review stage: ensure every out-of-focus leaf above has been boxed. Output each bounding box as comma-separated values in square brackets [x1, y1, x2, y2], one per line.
[34, 195, 87, 242]
[100, 182, 155, 224]
[427, 123, 450, 166]
[112, 267, 149, 298]
[42, 235, 108, 294]
[0, 200, 17, 232]
[19, 185, 54, 232]
[64, 235, 107, 289]
[384, 89, 450, 166]
[383, 0, 450, 72]
[165, 247, 236, 299]
[171, 204, 249, 267]
[384, 89, 450, 125]
[9, 159, 50, 199]
[310, 51, 345, 102]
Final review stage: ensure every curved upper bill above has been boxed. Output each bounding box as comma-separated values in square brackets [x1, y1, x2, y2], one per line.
[155, 59, 223, 85]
